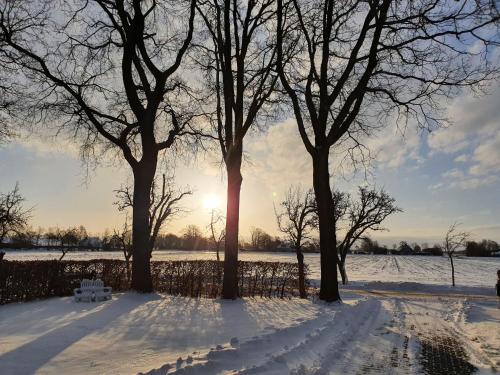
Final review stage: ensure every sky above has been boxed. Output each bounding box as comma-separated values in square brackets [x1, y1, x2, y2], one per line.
[0, 85, 499, 246]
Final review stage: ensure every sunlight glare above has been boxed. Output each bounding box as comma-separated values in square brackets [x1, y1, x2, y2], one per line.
[203, 194, 220, 210]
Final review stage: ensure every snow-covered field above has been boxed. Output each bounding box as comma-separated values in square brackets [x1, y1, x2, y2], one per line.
[4, 250, 500, 288]
[0, 290, 498, 374]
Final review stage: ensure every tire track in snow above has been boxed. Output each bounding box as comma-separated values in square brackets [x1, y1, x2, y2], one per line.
[309, 298, 390, 375]
[397, 297, 484, 374]
[324, 298, 415, 375]
[241, 298, 384, 375]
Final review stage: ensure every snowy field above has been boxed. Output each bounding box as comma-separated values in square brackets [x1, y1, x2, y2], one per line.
[4, 250, 500, 288]
[0, 291, 498, 374]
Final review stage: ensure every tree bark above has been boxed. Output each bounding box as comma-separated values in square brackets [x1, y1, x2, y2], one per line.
[222, 151, 243, 299]
[131, 161, 156, 293]
[339, 256, 348, 285]
[449, 255, 455, 287]
[312, 150, 340, 302]
[295, 246, 307, 298]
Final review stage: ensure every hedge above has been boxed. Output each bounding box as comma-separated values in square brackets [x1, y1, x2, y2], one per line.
[0, 259, 309, 304]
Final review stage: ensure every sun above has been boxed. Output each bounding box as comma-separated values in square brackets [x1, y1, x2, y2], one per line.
[203, 194, 220, 210]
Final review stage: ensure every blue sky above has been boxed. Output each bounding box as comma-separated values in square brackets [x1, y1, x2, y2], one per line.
[0, 85, 499, 245]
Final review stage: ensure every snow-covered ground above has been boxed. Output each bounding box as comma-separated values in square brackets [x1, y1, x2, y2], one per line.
[1, 251, 499, 374]
[4, 250, 500, 288]
[0, 289, 498, 375]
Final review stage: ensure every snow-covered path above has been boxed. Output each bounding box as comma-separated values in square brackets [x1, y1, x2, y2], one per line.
[0, 289, 498, 374]
[149, 293, 499, 375]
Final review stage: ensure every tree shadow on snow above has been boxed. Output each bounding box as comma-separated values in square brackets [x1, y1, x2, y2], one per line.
[114, 296, 260, 351]
[0, 294, 150, 373]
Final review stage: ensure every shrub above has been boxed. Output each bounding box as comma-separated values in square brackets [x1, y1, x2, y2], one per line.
[0, 259, 308, 304]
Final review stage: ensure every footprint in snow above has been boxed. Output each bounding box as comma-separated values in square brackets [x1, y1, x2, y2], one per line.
[274, 355, 286, 363]
[176, 357, 183, 369]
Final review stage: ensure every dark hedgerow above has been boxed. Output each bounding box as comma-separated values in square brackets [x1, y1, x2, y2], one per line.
[0, 259, 309, 304]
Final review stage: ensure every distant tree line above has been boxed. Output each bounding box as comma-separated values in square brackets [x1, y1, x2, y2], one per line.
[465, 240, 499, 257]
[353, 238, 500, 258]
[3, 184, 499, 260]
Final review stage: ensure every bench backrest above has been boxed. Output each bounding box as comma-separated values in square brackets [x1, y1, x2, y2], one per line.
[80, 279, 104, 289]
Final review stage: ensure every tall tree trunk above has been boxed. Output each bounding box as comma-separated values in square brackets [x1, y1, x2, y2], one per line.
[131, 162, 156, 293]
[449, 255, 455, 287]
[222, 152, 243, 299]
[312, 151, 340, 302]
[295, 246, 306, 298]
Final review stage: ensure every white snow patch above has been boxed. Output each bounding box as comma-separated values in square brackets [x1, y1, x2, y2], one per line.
[0, 293, 338, 375]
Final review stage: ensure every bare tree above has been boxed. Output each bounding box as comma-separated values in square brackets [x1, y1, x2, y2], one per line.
[276, 0, 499, 301]
[0, 184, 31, 243]
[443, 222, 470, 287]
[183, 224, 206, 250]
[196, 0, 279, 299]
[112, 216, 133, 281]
[0, 0, 200, 292]
[333, 187, 401, 284]
[57, 226, 88, 261]
[250, 227, 275, 250]
[0, 35, 17, 144]
[0, 84, 15, 143]
[115, 173, 191, 257]
[275, 186, 316, 298]
[208, 209, 225, 261]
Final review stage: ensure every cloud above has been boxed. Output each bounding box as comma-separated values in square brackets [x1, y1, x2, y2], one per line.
[442, 168, 464, 179]
[468, 132, 500, 176]
[426, 85, 500, 190]
[428, 86, 500, 155]
[244, 116, 425, 195]
[433, 133, 500, 190]
[363, 126, 423, 169]
[432, 169, 498, 191]
[245, 119, 312, 192]
[14, 134, 80, 158]
[427, 129, 468, 154]
[454, 154, 469, 163]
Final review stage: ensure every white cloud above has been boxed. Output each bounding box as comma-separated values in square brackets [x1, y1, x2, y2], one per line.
[468, 132, 500, 176]
[454, 154, 469, 163]
[15, 134, 80, 158]
[433, 168, 498, 191]
[245, 119, 312, 192]
[366, 126, 423, 169]
[426, 85, 500, 190]
[428, 129, 468, 154]
[427, 86, 500, 155]
[442, 168, 464, 179]
[244, 116, 424, 194]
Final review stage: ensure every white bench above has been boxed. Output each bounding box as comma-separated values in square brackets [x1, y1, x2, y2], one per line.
[74, 279, 112, 302]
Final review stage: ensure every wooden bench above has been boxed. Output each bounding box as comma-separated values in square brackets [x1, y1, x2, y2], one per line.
[74, 279, 112, 302]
